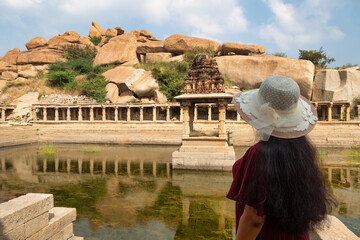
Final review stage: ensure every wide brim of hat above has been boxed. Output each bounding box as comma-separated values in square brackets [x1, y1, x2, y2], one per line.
[233, 91, 317, 139]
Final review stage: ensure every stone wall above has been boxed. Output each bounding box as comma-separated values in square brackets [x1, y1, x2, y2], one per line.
[1, 121, 360, 148]
[0, 193, 82, 240]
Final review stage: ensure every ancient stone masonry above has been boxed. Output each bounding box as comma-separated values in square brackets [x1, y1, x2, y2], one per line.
[0, 193, 83, 240]
[183, 55, 225, 94]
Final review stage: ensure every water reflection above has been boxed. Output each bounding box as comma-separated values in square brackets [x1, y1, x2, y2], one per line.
[0, 144, 359, 238]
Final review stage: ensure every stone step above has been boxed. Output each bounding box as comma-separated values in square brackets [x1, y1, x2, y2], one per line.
[27, 207, 76, 240]
[0, 193, 53, 237]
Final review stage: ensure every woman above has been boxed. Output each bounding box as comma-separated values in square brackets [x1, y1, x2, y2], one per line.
[227, 75, 336, 240]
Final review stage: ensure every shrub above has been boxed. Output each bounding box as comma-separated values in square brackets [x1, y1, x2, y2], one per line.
[47, 70, 76, 88]
[48, 61, 71, 72]
[336, 63, 359, 69]
[90, 36, 102, 46]
[103, 36, 114, 45]
[139, 61, 189, 101]
[298, 47, 335, 68]
[62, 44, 97, 61]
[80, 75, 107, 102]
[67, 58, 94, 74]
[184, 47, 216, 65]
[272, 52, 287, 57]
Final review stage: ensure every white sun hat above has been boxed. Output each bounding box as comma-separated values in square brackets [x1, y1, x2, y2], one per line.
[233, 75, 318, 141]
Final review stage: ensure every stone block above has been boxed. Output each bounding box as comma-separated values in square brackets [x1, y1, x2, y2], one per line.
[0, 193, 53, 234]
[48, 223, 73, 240]
[0, 224, 25, 240]
[25, 212, 49, 237]
[74, 237, 84, 240]
[311, 215, 359, 240]
[27, 207, 76, 240]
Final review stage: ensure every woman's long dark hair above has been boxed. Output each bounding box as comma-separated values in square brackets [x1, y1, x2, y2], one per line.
[258, 136, 337, 234]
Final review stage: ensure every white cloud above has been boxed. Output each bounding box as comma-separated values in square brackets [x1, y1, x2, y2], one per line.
[60, 0, 116, 14]
[260, 0, 345, 50]
[227, 7, 248, 32]
[3, 0, 43, 8]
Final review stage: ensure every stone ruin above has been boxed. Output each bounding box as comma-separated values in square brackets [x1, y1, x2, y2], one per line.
[182, 55, 225, 94]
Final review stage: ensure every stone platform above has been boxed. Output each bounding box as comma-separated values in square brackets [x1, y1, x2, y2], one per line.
[172, 136, 235, 171]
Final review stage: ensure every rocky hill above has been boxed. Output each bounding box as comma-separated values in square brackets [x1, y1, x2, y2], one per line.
[1, 21, 359, 114]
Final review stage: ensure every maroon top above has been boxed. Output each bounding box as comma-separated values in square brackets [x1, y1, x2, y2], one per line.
[227, 142, 309, 240]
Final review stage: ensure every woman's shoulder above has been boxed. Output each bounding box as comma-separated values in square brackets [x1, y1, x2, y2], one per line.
[232, 141, 263, 173]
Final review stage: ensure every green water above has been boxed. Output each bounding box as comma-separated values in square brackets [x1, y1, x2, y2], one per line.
[0, 144, 359, 239]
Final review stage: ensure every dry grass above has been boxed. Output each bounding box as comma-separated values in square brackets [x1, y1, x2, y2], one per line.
[0, 76, 79, 104]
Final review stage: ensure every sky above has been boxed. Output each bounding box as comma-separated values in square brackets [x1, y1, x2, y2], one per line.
[0, 0, 359, 68]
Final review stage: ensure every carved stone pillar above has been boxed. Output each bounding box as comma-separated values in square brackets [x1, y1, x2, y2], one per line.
[114, 107, 118, 121]
[180, 107, 183, 121]
[61, 109, 66, 120]
[140, 160, 144, 177]
[321, 105, 326, 121]
[358, 105, 360, 120]
[90, 107, 94, 121]
[140, 106, 144, 122]
[340, 105, 345, 121]
[166, 105, 170, 121]
[67, 107, 71, 121]
[328, 102, 333, 122]
[43, 107, 47, 121]
[0, 108, 4, 122]
[328, 167, 332, 183]
[102, 107, 106, 121]
[152, 106, 157, 121]
[78, 107, 82, 121]
[32, 108, 37, 121]
[78, 159, 83, 174]
[127, 107, 131, 121]
[182, 102, 190, 137]
[194, 104, 198, 121]
[346, 104, 351, 121]
[218, 101, 226, 138]
[237, 112, 241, 121]
[55, 107, 59, 121]
[208, 104, 212, 121]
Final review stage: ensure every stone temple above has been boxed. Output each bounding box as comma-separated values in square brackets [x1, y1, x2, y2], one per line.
[172, 54, 235, 171]
[183, 54, 225, 94]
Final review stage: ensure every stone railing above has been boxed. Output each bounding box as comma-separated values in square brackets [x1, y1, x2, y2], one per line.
[31, 103, 182, 122]
[0, 193, 82, 240]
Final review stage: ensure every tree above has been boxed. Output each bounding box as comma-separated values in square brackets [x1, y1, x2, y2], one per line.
[298, 47, 335, 68]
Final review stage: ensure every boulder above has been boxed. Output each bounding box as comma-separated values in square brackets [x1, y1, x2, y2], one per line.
[137, 36, 148, 43]
[117, 95, 136, 103]
[154, 90, 167, 103]
[140, 29, 157, 40]
[105, 28, 117, 37]
[0, 80, 6, 90]
[105, 82, 119, 103]
[221, 42, 265, 55]
[62, 31, 80, 43]
[215, 55, 314, 99]
[1, 50, 20, 65]
[165, 54, 184, 62]
[10, 92, 39, 118]
[93, 33, 138, 65]
[137, 41, 165, 54]
[78, 36, 94, 46]
[164, 34, 221, 54]
[115, 26, 125, 35]
[25, 37, 48, 50]
[130, 30, 140, 38]
[1, 71, 18, 80]
[102, 66, 159, 98]
[18, 70, 38, 78]
[89, 21, 106, 38]
[5, 48, 20, 56]
[146, 53, 172, 62]
[48, 31, 80, 46]
[0, 61, 17, 73]
[17, 48, 64, 65]
[313, 68, 360, 102]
